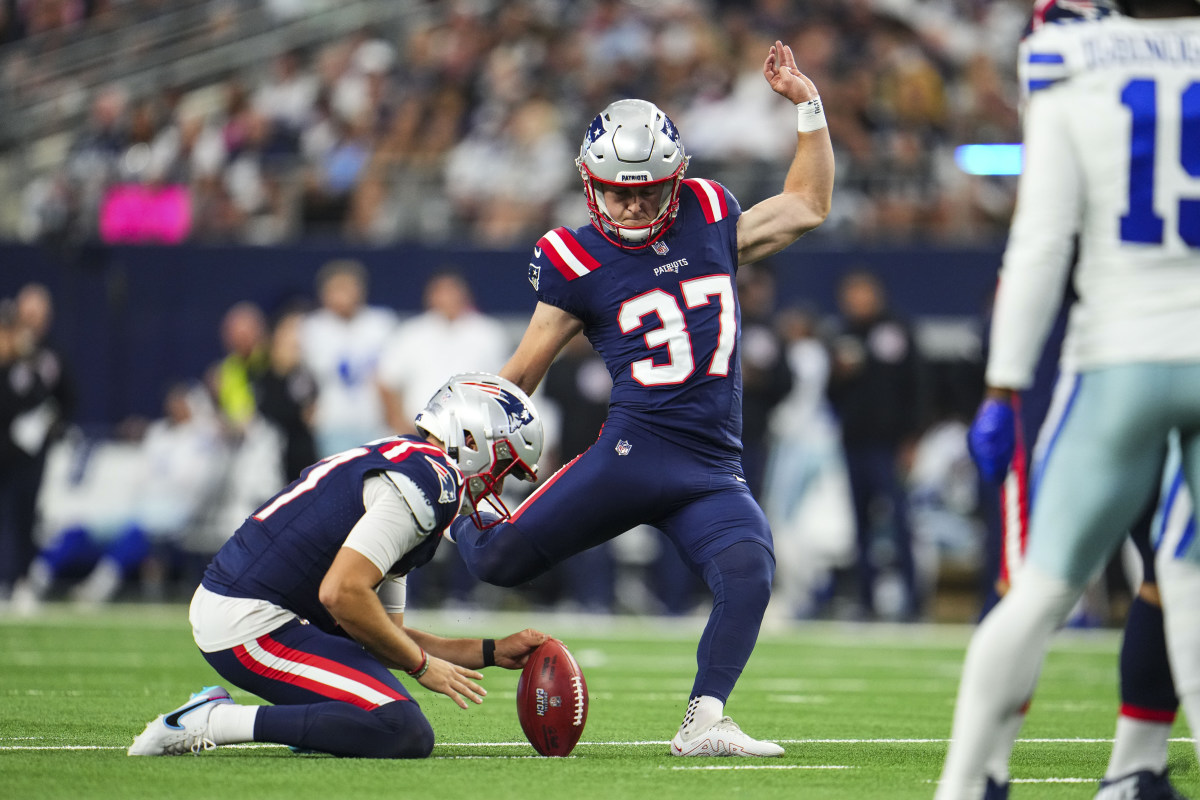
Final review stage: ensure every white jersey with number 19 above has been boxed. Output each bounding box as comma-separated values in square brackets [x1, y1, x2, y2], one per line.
[988, 16, 1200, 389]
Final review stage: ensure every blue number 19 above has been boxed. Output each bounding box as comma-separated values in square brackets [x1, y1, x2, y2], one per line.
[1119, 79, 1200, 248]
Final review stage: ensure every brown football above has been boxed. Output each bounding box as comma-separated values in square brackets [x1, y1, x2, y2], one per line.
[516, 638, 588, 756]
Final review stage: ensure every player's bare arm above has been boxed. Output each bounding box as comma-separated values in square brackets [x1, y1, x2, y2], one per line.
[500, 301, 585, 395]
[319, 547, 487, 708]
[406, 627, 549, 670]
[737, 40, 834, 266]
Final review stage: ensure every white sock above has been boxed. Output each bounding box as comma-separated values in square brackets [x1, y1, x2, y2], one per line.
[26, 558, 53, 595]
[983, 708, 1027, 784]
[75, 558, 123, 603]
[207, 704, 259, 745]
[1105, 716, 1171, 779]
[1158, 558, 1200, 766]
[678, 695, 723, 739]
[935, 567, 1080, 800]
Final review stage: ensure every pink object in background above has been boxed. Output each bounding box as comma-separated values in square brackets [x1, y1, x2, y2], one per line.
[99, 184, 191, 243]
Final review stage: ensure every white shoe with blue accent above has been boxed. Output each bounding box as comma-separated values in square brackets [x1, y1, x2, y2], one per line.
[128, 686, 233, 756]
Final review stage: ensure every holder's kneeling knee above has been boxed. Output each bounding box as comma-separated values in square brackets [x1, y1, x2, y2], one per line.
[372, 701, 435, 759]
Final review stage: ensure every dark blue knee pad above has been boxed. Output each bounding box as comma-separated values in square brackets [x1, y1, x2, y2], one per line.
[255, 699, 434, 759]
[703, 539, 775, 611]
[371, 699, 435, 758]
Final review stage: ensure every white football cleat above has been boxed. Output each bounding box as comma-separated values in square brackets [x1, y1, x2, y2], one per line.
[669, 716, 785, 757]
[128, 686, 232, 756]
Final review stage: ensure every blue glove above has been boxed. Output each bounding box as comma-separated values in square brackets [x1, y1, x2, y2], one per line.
[968, 398, 1016, 483]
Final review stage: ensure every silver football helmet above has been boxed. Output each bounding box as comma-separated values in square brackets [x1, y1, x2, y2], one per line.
[414, 372, 543, 529]
[576, 99, 689, 249]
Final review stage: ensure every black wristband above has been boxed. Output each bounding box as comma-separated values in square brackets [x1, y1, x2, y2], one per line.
[482, 638, 496, 668]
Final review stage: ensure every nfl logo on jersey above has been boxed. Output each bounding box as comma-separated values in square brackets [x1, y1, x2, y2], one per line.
[615, 439, 632, 456]
[652, 240, 669, 256]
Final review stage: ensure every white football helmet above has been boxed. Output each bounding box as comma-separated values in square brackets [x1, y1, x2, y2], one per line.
[414, 372, 543, 529]
[576, 99, 689, 249]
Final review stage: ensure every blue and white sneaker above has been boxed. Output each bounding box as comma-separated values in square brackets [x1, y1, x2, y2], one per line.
[128, 686, 232, 756]
[1095, 770, 1189, 800]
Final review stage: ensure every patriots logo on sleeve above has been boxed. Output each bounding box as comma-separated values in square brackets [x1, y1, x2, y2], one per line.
[528, 262, 541, 291]
[424, 455, 460, 505]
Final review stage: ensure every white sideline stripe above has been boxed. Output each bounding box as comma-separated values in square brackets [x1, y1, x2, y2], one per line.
[1014, 778, 1093, 784]
[672, 765, 853, 771]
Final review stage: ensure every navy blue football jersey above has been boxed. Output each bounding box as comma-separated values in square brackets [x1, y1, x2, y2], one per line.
[529, 178, 744, 453]
[202, 436, 464, 634]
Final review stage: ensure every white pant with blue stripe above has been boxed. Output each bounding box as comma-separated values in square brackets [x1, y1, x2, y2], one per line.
[1027, 362, 1200, 585]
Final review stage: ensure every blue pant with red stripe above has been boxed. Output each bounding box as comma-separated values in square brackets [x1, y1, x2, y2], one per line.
[453, 414, 775, 703]
[202, 620, 433, 758]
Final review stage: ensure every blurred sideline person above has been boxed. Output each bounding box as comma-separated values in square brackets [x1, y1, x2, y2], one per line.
[209, 301, 269, 432]
[375, 270, 511, 606]
[736, 262, 793, 498]
[254, 308, 318, 481]
[377, 270, 509, 436]
[16, 381, 226, 607]
[761, 305, 854, 619]
[0, 299, 50, 603]
[301, 259, 396, 456]
[128, 374, 549, 759]
[0, 284, 75, 603]
[827, 269, 926, 621]
[450, 40, 834, 757]
[936, 2, 1200, 798]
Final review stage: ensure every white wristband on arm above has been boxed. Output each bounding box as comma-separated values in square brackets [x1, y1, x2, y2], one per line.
[796, 96, 826, 133]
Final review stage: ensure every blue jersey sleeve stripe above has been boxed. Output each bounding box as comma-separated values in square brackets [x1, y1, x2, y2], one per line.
[1026, 51, 1065, 65]
[1027, 78, 1062, 93]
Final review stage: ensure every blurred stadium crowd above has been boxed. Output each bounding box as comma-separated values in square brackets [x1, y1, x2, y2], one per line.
[3, 0, 1026, 246]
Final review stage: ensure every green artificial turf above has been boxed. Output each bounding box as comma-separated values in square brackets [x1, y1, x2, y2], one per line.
[1, 605, 1195, 799]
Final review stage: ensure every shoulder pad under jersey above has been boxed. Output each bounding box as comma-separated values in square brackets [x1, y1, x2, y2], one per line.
[381, 471, 437, 534]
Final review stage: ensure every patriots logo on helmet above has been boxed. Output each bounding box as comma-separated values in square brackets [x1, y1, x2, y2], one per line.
[461, 380, 534, 431]
[582, 115, 606, 153]
[661, 116, 678, 142]
[496, 388, 534, 431]
[1025, 0, 1114, 36]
